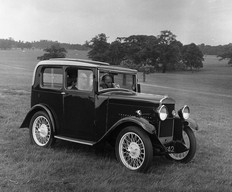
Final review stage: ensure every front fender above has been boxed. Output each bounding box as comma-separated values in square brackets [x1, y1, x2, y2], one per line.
[98, 116, 156, 143]
[173, 117, 198, 141]
[113, 116, 156, 134]
[166, 117, 198, 153]
[185, 118, 199, 131]
[19, 104, 56, 132]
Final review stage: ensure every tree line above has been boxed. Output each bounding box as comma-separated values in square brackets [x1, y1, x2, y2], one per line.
[86, 31, 204, 74]
[198, 43, 232, 55]
[199, 43, 232, 65]
[0, 38, 87, 50]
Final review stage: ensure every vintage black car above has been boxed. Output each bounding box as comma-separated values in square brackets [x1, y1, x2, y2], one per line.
[20, 58, 198, 172]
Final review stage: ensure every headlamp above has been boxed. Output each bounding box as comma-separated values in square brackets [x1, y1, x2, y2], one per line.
[178, 105, 190, 120]
[157, 105, 168, 121]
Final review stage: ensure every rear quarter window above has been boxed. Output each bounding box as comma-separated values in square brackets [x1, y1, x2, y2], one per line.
[41, 67, 63, 89]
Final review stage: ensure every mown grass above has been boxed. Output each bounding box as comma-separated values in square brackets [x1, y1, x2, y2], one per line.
[0, 51, 232, 191]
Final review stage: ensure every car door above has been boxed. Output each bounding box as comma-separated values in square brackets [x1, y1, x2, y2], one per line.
[62, 67, 95, 141]
[34, 66, 64, 135]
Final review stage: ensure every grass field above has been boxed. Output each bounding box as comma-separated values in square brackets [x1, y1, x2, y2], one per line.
[0, 50, 232, 191]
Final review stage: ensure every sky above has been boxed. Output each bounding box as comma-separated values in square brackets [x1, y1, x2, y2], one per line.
[0, 0, 232, 46]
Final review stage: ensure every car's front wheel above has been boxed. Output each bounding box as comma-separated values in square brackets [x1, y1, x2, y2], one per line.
[29, 111, 55, 147]
[115, 126, 153, 172]
[166, 126, 196, 163]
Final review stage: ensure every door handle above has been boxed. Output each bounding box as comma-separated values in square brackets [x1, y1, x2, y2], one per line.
[61, 92, 66, 95]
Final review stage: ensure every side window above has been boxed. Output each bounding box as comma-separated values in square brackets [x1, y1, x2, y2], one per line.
[66, 68, 93, 92]
[77, 70, 93, 91]
[42, 68, 63, 89]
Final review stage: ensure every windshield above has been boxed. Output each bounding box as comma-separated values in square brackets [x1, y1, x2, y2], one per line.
[98, 70, 136, 92]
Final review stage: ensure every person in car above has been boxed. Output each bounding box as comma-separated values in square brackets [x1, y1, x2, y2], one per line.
[67, 73, 78, 90]
[100, 74, 115, 89]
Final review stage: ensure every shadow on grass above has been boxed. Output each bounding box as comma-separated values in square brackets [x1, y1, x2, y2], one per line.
[52, 139, 116, 159]
[51, 138, 179, 171]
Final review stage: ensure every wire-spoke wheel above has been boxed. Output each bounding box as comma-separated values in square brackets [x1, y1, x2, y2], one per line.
[166, 126, 196, 163]
[116, 126, 153, 172]
[29, 111, 55, 147]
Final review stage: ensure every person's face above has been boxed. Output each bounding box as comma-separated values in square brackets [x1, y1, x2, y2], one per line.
[104, 76, 112, 87]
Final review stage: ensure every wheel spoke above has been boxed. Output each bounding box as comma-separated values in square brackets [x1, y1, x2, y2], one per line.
[119, 132, 146, 170]
[32, 115, 51, 146]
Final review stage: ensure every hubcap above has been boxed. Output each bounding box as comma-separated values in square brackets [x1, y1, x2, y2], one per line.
[119, 132, 145, 170]
[128, 142, 141, 159]
[38, 124, 49, 137]
[32, 116, 51, 146]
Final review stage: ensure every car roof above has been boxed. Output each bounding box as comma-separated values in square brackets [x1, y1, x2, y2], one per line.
[37, 58, 137, 73]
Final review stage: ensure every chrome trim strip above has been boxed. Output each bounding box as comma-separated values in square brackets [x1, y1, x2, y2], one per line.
[49, 58, 110, 65]
[54, 136, 95, 146]
[160, 95, 168, 104]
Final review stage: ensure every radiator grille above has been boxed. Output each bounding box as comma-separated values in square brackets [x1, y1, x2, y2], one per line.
[165, 104, 175, 118]
[158, 119, 174, 137]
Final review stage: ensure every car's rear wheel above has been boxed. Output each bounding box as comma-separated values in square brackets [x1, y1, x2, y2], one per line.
[115, 126, 153, 172]
[29, 111, 55, 147]
[166, 126, 196, 163]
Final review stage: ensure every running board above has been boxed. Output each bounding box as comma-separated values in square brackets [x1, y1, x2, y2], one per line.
[54, 136, 95, 146]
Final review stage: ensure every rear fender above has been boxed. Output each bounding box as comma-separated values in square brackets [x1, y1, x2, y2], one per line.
[20, 104, 56, 132]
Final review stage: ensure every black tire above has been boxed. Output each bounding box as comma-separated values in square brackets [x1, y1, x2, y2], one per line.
[166, 126, 196, 163]
[29, 111, 55, 148]
[115, 126, 153, 172]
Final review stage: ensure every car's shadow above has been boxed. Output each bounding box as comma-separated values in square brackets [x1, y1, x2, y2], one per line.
[52, 139, 115, 158]
[52, 139, 176, 171]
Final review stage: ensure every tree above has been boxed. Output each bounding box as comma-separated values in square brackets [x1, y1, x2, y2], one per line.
[120, 35, 157, 81]
[198, 43, 232, 56]
[37, 43, 67, 60]
[217, 46, 232, 65]
[121, 35, 158, 64]
[138, 60, 155, 82]
[156, 30, 182, 73]
[107, 38, 126, 65]
[182, 43, 204, 71]
[0, 38, 13, 49]
[157, 30, 177, 45]
[86, 33, 110, 62]
[165, 40, 183, 70]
